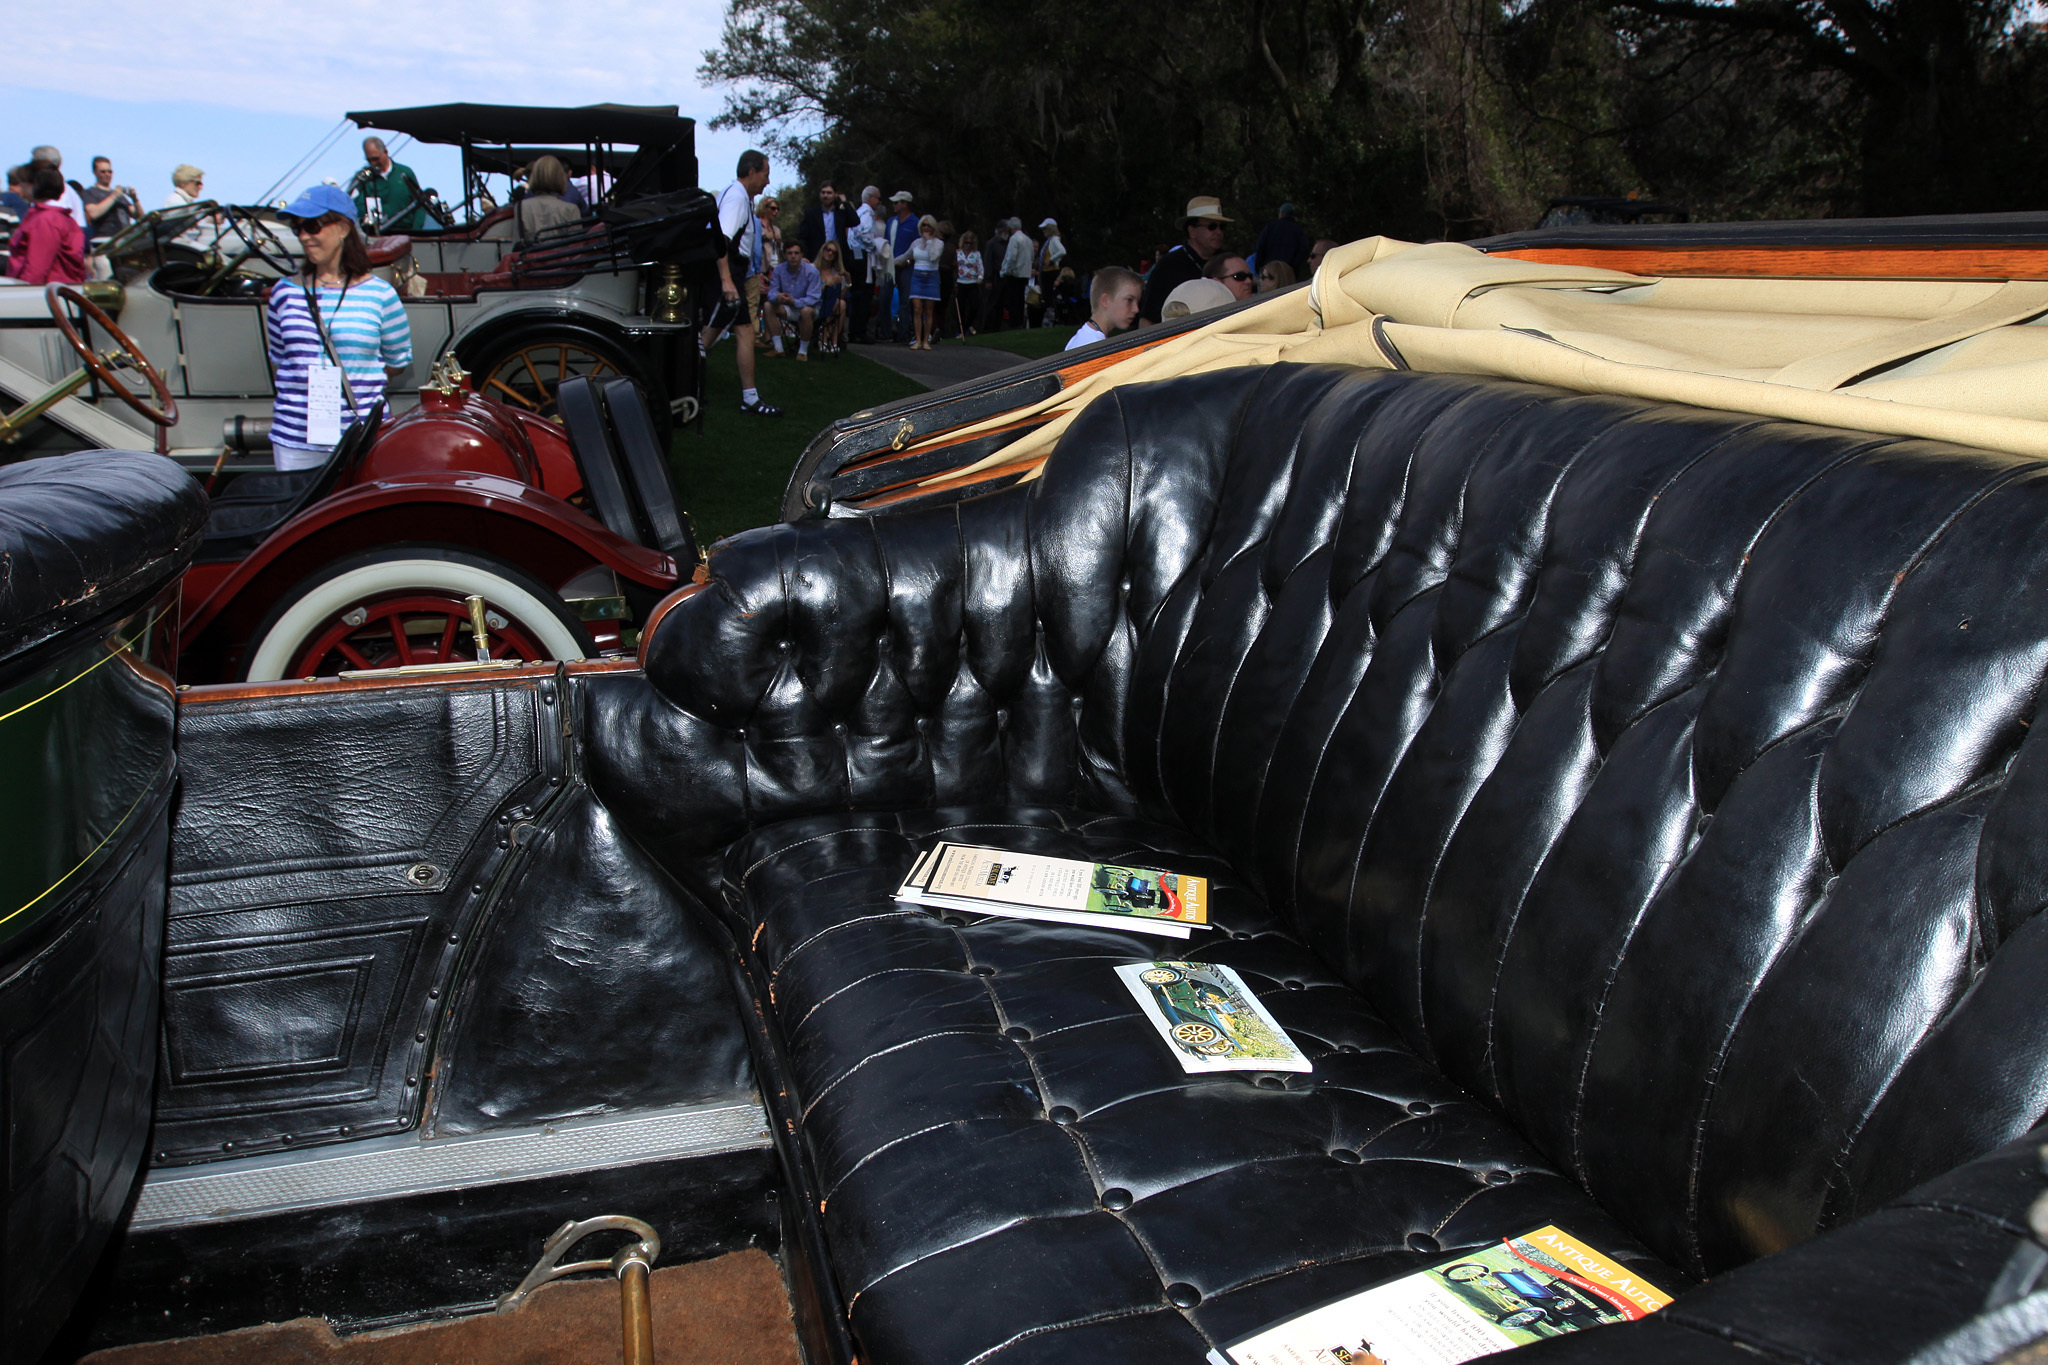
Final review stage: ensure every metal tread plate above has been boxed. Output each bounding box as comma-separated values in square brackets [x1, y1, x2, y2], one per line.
[133, 1098, 771, 1230]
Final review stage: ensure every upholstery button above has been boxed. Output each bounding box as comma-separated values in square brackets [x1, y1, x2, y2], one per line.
[1047, 1105, 1078, 1125]
[833, 722, 847, 735]
[1486, 1169, 1514, 1185]
[1233, 930, 1253, 941]
[969, 964, 996, 976]
[1338, 1044, 1359, 1054]
[1166, 1282, 1202, 1309]
[1255, 1075, 1285, 1090]
[1406, 1100, 1433, 1115]
[1330, 1148, 1363, 1164]
[1004, 1026, 1032, 1042]
[943, 915, 968, 928]
[1406, 1232, 1441, 1254]
[1101, 1187, 1134, 1211]
[1284, 979, 1305, 991]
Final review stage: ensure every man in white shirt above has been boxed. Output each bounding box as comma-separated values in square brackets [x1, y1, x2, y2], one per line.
[1065, 267, 1142, 350]
[999, 218, 1035, 330]
[30, 146, 86, 232]
[704, 149, 779, 416]
[851, 185, 880, 341]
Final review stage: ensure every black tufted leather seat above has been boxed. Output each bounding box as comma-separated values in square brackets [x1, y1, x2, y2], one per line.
[585, 364, 2048, 1363]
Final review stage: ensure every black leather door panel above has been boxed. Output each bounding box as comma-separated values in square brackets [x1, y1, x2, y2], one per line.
[160, 677, 566, 1162]
[428, 785, 756, 1135]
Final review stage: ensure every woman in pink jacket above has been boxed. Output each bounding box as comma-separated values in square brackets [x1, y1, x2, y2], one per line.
[7, 163, 87, 284]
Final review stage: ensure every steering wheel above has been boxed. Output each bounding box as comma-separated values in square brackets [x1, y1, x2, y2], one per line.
[202, 206, 299, 292]
[46, 284, 179, 435]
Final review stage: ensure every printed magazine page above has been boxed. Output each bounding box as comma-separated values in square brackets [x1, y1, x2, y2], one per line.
[1211, 1225, 1670, 1365]
[1114, 961, 1312, 1074]
[894, 843, 1210, 938]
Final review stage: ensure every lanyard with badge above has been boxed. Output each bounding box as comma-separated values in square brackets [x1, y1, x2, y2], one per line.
[301, 280, 359, 447]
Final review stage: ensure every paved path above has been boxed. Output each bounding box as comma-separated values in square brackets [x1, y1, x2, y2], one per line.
[851, 340, 1032, 391]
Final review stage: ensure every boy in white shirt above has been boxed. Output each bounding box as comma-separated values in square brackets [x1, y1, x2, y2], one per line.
[1065, 266, 1143, 351]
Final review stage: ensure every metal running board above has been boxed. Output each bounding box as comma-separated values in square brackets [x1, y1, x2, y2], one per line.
[132, 1099, 772, 1231]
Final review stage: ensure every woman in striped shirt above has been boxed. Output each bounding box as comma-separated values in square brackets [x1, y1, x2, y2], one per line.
[266, 184, 412, 471]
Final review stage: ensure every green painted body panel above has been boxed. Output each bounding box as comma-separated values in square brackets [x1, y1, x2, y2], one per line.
[0, 595, 178, 948]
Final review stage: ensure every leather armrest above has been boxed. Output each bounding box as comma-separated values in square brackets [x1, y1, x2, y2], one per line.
[1516, 1130, 2046, 1364]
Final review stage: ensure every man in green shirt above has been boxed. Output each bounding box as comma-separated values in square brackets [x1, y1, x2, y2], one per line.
[352, 136, 430, 233]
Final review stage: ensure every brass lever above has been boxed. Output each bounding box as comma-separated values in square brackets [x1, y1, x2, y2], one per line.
[465, 593, 491, 661]
[499, 1214, 661, 1365]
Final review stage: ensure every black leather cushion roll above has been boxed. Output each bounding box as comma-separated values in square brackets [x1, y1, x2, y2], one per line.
[1512, 1129, 2048, 1364]
[597, 362, 2048, 1362]
[725, 807, 1680, 1365]
[0, 450, 206, 661]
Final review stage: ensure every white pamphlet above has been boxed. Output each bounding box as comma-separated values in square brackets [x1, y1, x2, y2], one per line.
[306, 361, 344, 446]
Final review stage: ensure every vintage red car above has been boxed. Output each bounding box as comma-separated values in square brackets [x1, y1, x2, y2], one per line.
[21, 282, 696, 682]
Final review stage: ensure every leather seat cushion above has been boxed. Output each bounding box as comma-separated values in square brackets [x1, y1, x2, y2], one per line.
[724, 806, 1682, 1365]
[0, 450, 205, 661]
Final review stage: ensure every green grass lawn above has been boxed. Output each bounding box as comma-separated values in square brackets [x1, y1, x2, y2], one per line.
[670, 339, 924, 545]
[961, 326, 1076, 359]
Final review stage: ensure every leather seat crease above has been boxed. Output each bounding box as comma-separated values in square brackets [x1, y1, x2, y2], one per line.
[582, 364, 2048, 1365]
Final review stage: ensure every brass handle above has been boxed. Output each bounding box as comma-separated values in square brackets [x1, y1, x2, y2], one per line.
[465, 594, 490, 661]
[619, 1256, 654, 1365]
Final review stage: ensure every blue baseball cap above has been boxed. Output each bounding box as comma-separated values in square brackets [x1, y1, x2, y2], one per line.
[280, 184, 358, 222]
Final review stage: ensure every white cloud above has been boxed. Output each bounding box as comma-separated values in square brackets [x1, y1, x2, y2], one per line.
[17, 0, 732, 117]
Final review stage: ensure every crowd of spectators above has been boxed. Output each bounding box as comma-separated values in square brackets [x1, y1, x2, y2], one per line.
[701, 147, 1341, 411]
[3, 143, 145, 284]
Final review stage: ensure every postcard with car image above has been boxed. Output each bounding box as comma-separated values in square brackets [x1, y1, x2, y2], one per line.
[1114, 961, 1312, 1073]
[1210, 1225, 1672, 1365]
[895, 843, 1211, 939]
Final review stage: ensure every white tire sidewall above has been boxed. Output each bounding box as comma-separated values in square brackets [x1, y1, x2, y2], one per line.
[246, 557, 585, 681]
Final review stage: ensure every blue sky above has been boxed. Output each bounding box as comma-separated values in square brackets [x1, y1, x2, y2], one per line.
[5, 0, 773, 210]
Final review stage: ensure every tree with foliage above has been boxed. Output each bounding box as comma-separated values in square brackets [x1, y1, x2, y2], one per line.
[700, 0, 2045, 262]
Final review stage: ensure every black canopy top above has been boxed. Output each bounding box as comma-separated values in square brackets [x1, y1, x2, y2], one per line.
[464, 146, 639, 176]
[347, 103, 692, 147]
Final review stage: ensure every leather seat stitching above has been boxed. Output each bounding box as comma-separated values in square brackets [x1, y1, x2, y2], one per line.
[1563, 706, 1704, 1182]
[819, 1116, 1005, 1203]
[963, 1302, 1178, 1365]
[769, 909, 921, 973]
[798, 1029, 1008, 1122]
[787, 965, 974, 1036]
[1655, 1307, 1830, 1365]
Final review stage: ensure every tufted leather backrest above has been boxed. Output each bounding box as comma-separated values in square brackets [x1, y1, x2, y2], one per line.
[621, 363, 2048, 1281]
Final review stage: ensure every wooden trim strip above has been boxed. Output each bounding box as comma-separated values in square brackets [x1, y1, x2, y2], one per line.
[1491, 244, 2048, 280]
[840, 414, 1052, 472]
[1056, 332, 1170, 384]
[634, 581, 709, 663]
[845, 457, 1045, 510]
[180, 663, 560, 704]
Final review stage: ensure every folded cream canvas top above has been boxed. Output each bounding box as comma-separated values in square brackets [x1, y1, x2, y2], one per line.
[931, 236, 2048, 489]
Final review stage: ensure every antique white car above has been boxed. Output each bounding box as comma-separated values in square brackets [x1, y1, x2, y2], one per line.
[0, 102, 715, 469]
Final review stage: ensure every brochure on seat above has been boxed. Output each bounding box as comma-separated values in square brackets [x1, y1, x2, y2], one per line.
[1208, 1225, 1672, 1365]
[1114, 961, 1312, 1073]
[894, 843, 1211, 939]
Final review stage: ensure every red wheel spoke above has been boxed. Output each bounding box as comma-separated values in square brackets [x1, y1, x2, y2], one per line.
[289, 592, 557, 678]
[487, 376, 540, 409]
